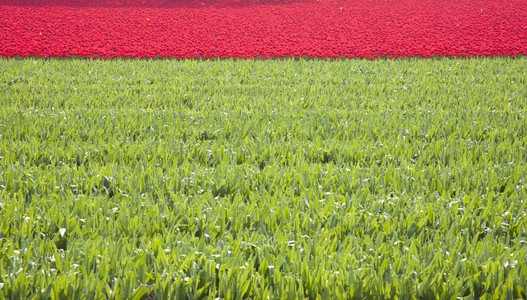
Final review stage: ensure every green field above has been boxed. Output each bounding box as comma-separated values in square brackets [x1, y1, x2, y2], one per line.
[1, 57, 527, 299]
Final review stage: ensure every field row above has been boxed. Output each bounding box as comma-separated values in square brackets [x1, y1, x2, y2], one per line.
[1, 57, 527, 298]
[2, 0, 527, 59]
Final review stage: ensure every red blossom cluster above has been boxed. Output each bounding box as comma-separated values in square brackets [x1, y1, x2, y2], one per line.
[1, 0, 526, 59]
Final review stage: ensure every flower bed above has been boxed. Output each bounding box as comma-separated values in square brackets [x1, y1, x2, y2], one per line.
[1, 0, 526, 59]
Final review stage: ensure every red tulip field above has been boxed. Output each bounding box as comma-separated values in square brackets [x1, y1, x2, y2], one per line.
[1, 0, 526, 59]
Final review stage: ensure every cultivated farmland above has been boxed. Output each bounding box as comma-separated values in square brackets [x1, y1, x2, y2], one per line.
[1, 57, 527, 298]
[2, 0, 527, 59]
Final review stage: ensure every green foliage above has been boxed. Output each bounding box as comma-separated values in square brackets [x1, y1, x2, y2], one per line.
[0, 57, 526, 298]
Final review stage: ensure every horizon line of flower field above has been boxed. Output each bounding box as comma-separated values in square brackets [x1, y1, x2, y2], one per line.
[1, 0, 526, 59]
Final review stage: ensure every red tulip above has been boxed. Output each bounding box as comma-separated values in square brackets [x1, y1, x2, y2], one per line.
[1, 0, 526, 59]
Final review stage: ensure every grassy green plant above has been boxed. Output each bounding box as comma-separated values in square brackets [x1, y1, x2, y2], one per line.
[1, 57, 527, 299]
